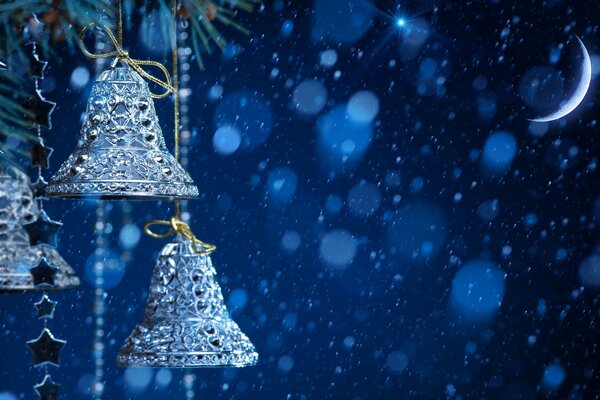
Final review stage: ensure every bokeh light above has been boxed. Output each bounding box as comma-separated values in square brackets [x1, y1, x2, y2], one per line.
[278, 355, 294, 373]
[228, 288, 249, 312]
[292, 80, 328, 115]
[578, 255, 600, 288]
[319, 49, 338, 68]
[477, 199, 500, 221]
[312, 0, 374, 45]
[317, 104, 373, 169]
[347, 181, 381, 217]
[519, 66, 565, 109]
[266, 166, 298, 204]
[325, 194, 344, 215]
[70, 66, 90, 89]
[450, 260, 505, 319]
[281, 230, 301, 253]
[481, 131, 518, 174]
[541, 364, 566, 391]
[386, 351, 409, 374]
[528, 121, 549, 137]
[319, 229, 357, 269]
[213, 125, 242, 155]
[119, 223, 141, 250]
[388, 201, 447, 260]
[281, 19, 294, 39]
[155, 368, 172, 388]
[214, 90, 273, 150]
[84, 249, 126, 290]
[347, 90, 380, 122]
[398, 18, 431, 59]
[123, 368, 153, 392]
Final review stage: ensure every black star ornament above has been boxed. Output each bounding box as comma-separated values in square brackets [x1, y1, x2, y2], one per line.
[26, 45, 48, 78]
[24, 209, 63, 246]
[30, 139, 53, 169]
[34, 294, 57, 319]
[29, 258, 59, 288]
[34, 374, 60, 400]
[31, 176, 49, 198]
[26, 328, 66, 367]
[21, 88, 56, 129]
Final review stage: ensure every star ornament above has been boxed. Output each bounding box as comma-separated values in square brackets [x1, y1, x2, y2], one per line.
[21, 88, 56, 129]
[31, 176, 49, 198]
[24, 209, 63, 246]
[30, 139, 54, 169]
[26, 45, 48, 78]
[26, 328, 66, 367]
[29, 258, 59, 288]
[34, 294, 57, 319]
[34, 374, 60, 400]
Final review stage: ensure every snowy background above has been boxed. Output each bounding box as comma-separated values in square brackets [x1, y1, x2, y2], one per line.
[1, 0, 600, 398]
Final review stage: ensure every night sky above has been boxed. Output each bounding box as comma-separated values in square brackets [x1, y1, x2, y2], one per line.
[1, 0, 600, 399]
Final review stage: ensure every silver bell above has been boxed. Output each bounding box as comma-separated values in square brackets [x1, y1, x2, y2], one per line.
[0, 164, 80, 292]
[46, 65, 198, 200]
[117, 236, 258, 368]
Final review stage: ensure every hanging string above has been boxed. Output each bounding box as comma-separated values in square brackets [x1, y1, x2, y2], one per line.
[117, 0, 123, 47]
[172, 0, 180, 164]
[144, 0, 215, 255]
[172, 0, 182, 220]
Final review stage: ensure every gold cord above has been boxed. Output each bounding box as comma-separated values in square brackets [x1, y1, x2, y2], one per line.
[172, 0, 180, 164]
[79, 24, 174, 98]
[144, 217, 216, 255]
[118, 0, 123, 46]
[172, 0, 181, 220]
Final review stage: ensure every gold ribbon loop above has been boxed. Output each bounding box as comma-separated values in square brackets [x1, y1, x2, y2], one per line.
[144, 217, 216, 255]
[79, 23, 174, 99]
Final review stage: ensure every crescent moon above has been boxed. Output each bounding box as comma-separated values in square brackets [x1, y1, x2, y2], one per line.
[530, 37, 592, 122]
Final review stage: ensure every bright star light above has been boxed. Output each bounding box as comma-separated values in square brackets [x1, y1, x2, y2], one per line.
[396, 18, 406, 27]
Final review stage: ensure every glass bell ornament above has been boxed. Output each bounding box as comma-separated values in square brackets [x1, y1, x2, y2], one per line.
[0, 164, 80, 292]
[117, 236, 258, 367]
[46, 64, 198, 200]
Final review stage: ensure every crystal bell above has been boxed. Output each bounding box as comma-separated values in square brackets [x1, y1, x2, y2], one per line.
[0, 164, 80, 292]
[46, 64, 198, 200]
[117, 236, 258, 367]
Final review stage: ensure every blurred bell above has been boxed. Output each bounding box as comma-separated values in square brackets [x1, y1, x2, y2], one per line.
[46, 64, 198, 200]
[117, 236, 258, 367]
[0, 164, 80, 292]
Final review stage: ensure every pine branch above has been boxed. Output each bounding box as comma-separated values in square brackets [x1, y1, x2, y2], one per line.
[0, 0, 114, 163]
[0, 0, 260, 163]
[179, 0, 259, 69]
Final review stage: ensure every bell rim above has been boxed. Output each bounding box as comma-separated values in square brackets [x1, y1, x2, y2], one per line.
[45, 184, 199, 201]
[116, 350, 259, 368]
[44, 192, 198, 201]
[0, 281, 81, 293]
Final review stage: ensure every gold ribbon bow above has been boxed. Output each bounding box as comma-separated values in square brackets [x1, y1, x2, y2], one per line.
[144, 217, 216, 255]
[79, 24, 174, 99]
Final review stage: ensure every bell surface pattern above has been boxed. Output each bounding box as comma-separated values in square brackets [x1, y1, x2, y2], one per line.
[0, 165, 80, 292]
[46, 65, 198, 200]
[117, 236, 258, 368]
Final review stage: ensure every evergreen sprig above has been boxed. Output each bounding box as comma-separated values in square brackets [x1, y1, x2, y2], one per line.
[0, 0, 259, 161]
